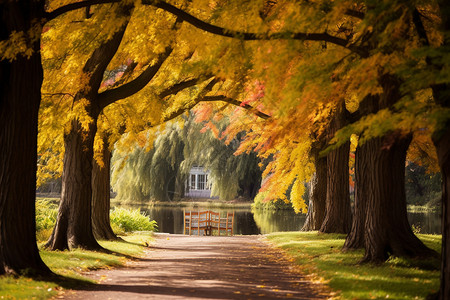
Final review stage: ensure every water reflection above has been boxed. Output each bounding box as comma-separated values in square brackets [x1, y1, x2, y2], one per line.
[407, 211, 441, 234]
[140, 206, 441, 235]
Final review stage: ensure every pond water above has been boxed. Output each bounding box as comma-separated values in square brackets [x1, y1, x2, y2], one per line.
[140, 206, 441, 235]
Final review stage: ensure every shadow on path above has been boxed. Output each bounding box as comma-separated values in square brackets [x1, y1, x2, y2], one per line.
[61, 234, 329, 299]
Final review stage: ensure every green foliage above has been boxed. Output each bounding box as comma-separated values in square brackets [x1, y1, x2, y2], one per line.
[267, 232, 441, 300]
[111, 115, 262, 203]
[405, 163, 441, 208]
[110, 207, 158, 234]
[182, 115, 262, 201]
[36, 198, 58, 242]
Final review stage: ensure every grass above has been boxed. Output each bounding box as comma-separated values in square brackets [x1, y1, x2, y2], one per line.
[266, 231, 442, 300]
[0, 232, 153, 299]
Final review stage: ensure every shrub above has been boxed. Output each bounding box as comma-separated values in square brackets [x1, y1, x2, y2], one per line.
[36, 198, 58, 241]
[252, 192, 293, 210]
[110, 207, 158, 234]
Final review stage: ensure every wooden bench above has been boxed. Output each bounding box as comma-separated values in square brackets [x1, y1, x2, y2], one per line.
[183, 210, 234, 236]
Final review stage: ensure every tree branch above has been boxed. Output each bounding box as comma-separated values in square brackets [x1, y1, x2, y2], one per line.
[200, 95, 270, 119]
[97, 46, 173, 110]
[142, 0, 368, 57]
[158, 75, 214, 98]
[45, 0, 120, 21]
[345, 9, 365, 19]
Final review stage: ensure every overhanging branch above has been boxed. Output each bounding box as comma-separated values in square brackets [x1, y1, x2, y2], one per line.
[142, 0, 368, 57]
[45, 0, 120, 21]
[158, 75, 214, 98]
[200, 95, 270, 119]
[98, 46, 174, 110]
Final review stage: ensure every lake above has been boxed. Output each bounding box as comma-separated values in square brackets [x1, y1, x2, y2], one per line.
[141, 206, 442, 235]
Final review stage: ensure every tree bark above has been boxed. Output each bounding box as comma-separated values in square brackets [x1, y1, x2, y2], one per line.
[0, 1, 52, 276]
[46, 117, 102, 250]
[301, 154, 327, 231]
[319, 141, 352, 234]
[432, 2, 450, 298]
[92, 136, 119, 240]
[343, 138, 372, 250]
[319, 104, 352, 234]
[362, 133, 436, 262]
[343, 95, 378, 250]
[433, 126, 450, 300]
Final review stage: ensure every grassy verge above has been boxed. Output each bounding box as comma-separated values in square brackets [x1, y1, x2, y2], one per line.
[0, 232, 153, 299]
[266, 232, 441, 300]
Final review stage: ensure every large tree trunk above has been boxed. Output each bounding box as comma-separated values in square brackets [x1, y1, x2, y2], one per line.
[319, 141, 352, 233]
[301, 154, 327, 231]
[433, 126, 450, 300]
[343, 95, 378, 250]
[319, 104, 352, 234]
[0, 2, 52, 276]
[343, 138, 372, 250]
[362, 133, 436, 262]
[432, 2, 450, 298]
[46, 118, 102, 250]
[92, 136, 118, 240]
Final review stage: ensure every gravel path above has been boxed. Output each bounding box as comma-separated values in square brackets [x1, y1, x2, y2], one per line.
[61, 233, 329, 299]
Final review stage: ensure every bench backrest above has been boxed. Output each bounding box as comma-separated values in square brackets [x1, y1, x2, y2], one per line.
[183, 210, 234, 236]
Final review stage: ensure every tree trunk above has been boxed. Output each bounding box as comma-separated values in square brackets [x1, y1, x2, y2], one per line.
[92, 137, 118, 240]
[432, 2, 450, 298]
[319, 103, 352, 234]
[46, 118, 102, 250]
[319, 141, 352, 234]
[362, 133, 436, 263]
[343, 138, 372, 250]
[433, 126, 450, 300]
[301, 155, 327, 231]
[0, 2, 52, 276]
[343, 95, 378, 250]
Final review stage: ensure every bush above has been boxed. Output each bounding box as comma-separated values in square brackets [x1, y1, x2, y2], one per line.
[36, 198, 58, 241]
[110, 207, 158, 234]
[252, 192, 293, 210]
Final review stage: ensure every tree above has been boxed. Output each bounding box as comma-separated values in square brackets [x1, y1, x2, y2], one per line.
[0, 0, 125, 276]
[44, 4, 135, 250]
[146, 0, 440, 262]
[0, 1, 52, 276]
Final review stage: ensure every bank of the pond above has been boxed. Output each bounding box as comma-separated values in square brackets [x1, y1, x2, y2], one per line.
[267, 231, 442, 300]
[111, 198, 254, 210]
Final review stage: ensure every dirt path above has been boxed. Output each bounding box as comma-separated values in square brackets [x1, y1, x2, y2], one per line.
[61, 233, 329, 299]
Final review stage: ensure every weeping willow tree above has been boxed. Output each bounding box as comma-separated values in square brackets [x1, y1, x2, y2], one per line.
[181, 115, 262, 200]
[111, 114, 262, 202]
[111, 123, 185, 203]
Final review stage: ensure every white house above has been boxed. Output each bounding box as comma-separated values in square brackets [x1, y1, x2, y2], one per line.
[185, 166, 214, 198]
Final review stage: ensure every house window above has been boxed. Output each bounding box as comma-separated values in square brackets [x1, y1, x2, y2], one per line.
[198, 174, 206, 190]
[190, 174, 196, 190]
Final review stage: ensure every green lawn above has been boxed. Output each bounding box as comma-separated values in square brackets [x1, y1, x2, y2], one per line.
[0, 232, 153, 299]
[266, 232, 442, 300]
